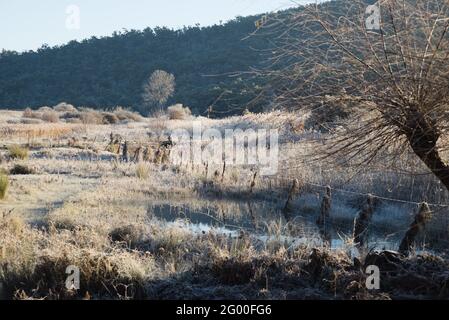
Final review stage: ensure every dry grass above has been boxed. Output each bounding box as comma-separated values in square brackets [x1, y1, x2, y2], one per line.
[41, 110, 60, 123]
[135, 162, 150, 180]
[0, 174, 8, 200]
[0, 123, 83, 141]
[0, 109, 448, 300]
[7, 145, 29, 160]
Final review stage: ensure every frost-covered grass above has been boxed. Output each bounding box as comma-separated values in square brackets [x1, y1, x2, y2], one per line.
[0, 109, 448, 300]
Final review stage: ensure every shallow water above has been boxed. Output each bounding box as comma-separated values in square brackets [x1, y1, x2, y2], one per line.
[148, 200, 407, 252]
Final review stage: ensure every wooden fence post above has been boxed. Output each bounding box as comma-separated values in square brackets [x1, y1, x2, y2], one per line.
[249, 171, 258, 195]
[399, 202, 432, 255]
[122, 141, 129, 163]
[283, 179, 299, 216]
[353, 194, 375, 247]
[317, 186, 332, 225]
[221, 161, 226, 183]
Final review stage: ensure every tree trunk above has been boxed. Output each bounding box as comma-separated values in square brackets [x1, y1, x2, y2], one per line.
[406, 117, 449, 191]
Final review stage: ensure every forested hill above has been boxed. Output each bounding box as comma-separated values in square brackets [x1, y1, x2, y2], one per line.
[0, 13, 275, 116]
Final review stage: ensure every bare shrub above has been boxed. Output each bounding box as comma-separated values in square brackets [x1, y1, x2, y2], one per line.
[109, 224, 145, 246]
[10, 164, 35, 175]
[114, 107, 143, 122]
[79, 109, 103, 124]
[42, 110, 59, 123]
[167, 104, 191, 120]
[101, 112, 119, 124]
[53, 102, 77, 112]
[22, 108, 40, 119]
[37, 106, 53, 113]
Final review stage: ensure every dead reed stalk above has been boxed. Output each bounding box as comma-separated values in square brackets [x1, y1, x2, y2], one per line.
[249, 171, 258, 195]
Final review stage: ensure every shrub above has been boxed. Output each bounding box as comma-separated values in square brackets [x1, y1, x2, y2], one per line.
[37, 106, 53, 113]
[22, 108, 42, 119]
[101, 112, 119, 124]
[8, 145, 29, 160]
[135, 162, 150, 180]
[114, 107, 143, 122]
[10, 164, 35, 175]
[109, 225, 145, 246]
[42, 110, 59, 123]
[0, 174, 8, 199]
[53, 102, 77, 112]
[167, 104, 192, 120]
[79, 110, 103, 124]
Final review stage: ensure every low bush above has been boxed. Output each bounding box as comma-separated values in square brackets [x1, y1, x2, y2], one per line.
[79, 110, 104, 124]
[37, 106, 53, 113]
[109, 224, 145, 246]
[167, 104, 192, 120]
[42, 111, 60, 123]
[22, 108, 42, 119]
[114, 107, 143, 122]
[10, 164, 35, 175]
[102, 112, 119, 124]
[53, 102, 77, 112]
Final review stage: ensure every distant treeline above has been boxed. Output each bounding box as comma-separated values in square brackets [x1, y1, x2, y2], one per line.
[0, 14, 276, 117]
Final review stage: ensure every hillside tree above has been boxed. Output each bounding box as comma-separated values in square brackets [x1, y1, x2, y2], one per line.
[142, 70, 176, 113]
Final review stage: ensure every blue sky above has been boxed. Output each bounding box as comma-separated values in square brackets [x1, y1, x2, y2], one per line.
[0, 0, 310, 52]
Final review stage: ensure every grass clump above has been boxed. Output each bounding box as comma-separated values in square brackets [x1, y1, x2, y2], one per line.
[0, 174, 9, 199]
[114, 107, 143, 122]
[167, 104, 192, 120]
[101, 112, 119, 124]
[10, 164, 35, 175]
[53, 102, 77, 112]
[22, 108, 42, 119]
[109, 224, 145, 246]
[41, 110, 60, 123]
[8, 145, 29, 160]
[135, 162, 150, 180]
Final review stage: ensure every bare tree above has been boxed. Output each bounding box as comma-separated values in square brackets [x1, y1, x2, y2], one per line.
[262, 0, 449, 191]
[142, 70, 176, 112]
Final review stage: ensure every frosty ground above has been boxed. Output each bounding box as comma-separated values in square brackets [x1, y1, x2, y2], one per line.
[1, 107, 449, 300]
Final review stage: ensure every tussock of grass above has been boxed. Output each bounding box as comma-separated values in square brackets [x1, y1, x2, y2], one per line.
[109, 224, 145, 246]
[168, 104, 192, 120]
[0, 174, 8, 199]
[135, 162, 150, 180]
[8, 145, 29, 160]
[10, 164, 35, 175]
[0, 218, 154, 300]
[41, 110, 60, 123]
[101, 112, 119, 124]
[53, 102, 77, 113]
